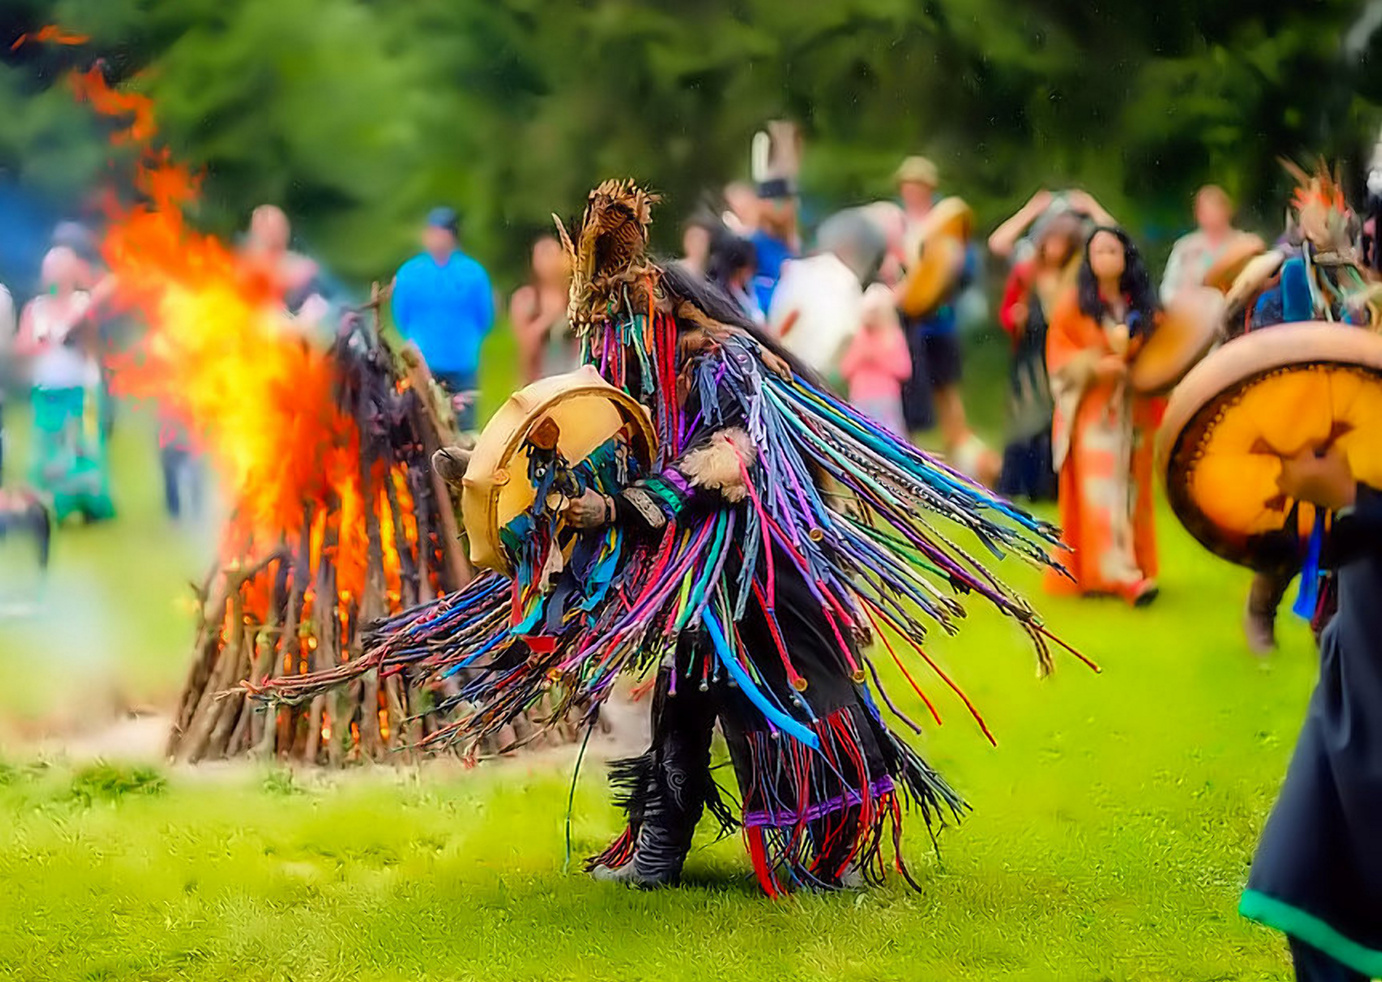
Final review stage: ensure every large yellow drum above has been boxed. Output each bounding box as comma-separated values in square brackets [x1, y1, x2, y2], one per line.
[899, 197, 973, 319]
[1159, 323, 1382, 569]
[460, 366, 659, 575]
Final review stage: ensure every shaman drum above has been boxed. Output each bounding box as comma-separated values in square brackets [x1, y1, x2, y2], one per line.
[1158, 323, 1382, 569]
[1203, 233, 1268, 294]
[1129, 286, 1225, 395]
[899, 197, 974, 319]
[460, 365, 659, 575]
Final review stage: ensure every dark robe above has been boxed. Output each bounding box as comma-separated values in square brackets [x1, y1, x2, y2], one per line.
[997, 291, 1056, 502]
[1242, 484, 1382, 977]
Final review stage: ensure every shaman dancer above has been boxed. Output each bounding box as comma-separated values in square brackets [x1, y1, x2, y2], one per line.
[269, 181, 1077, 894]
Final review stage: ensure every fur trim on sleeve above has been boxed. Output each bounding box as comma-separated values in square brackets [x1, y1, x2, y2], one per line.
[678, 428, 757, 503]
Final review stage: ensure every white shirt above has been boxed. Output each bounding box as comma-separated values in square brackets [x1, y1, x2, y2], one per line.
[0, 286, 14, 340]
[26, 292, 97, 390]
[766, 254, 864, 375]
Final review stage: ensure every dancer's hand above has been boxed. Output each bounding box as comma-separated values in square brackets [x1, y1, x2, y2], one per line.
[1277, 445, 1356, 512]
[565, 489, 614, 529]
[1094, 354, 1126, 381]
[756, 343, 793, 380]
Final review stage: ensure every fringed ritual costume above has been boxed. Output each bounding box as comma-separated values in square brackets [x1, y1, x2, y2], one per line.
[265, 182, 1074, 893]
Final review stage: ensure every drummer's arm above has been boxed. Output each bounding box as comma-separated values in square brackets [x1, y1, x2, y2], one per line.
[604, 426, 756, 536]
[1046, 296, 1099, 387]
[572, 380, 754, 535]
[1277, 448, 1382, 566]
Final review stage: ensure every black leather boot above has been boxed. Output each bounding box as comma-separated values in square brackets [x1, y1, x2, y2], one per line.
[590, 666, 715, 887]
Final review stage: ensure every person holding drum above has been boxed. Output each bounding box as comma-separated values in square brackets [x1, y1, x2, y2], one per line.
[279, 180, 1071, 896]
[1161, 185, 1252, 306]
[894, 157, 999, 485]
[1239, 447, 1382, 981]
[1154, 316, 1382, 977]
[1045, 226, 1160, 606]
[1217, 163, 1373, 652]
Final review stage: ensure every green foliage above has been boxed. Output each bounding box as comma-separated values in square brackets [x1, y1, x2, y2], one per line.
[68, 761, 167, 804]
[3, 0, 1379, 285]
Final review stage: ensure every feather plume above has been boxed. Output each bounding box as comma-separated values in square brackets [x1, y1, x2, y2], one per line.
[1282, 157, 1354, 254]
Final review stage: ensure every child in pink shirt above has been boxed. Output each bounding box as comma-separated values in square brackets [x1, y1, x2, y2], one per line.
[840, 283, 912, 435]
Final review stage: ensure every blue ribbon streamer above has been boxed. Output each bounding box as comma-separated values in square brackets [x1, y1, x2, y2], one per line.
[702, 607, 819, 749]
[1293, 512, 1326, 621]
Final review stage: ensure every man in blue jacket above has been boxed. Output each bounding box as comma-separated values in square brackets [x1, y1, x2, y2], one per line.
[391, 207, 494, 430]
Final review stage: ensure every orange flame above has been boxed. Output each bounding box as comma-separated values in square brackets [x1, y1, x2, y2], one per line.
[73, 67, 417, 658]
[10, 26, 91, 51]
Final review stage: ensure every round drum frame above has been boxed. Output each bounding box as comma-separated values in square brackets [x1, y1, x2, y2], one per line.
[1158, 323, 1382, 569]
[460, 365, 659, 576]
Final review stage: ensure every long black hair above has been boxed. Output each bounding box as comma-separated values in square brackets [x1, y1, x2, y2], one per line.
[1076, 226, 1159, 333]
[704, 235, 756, 294]
[659, 260, 825, 389]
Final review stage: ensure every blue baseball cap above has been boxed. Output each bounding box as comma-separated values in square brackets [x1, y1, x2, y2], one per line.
[756, 178, 796, 201]
[426, 206, 459, 235]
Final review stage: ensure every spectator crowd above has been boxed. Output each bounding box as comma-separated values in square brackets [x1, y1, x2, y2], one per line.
[0, 154, 1257, 616]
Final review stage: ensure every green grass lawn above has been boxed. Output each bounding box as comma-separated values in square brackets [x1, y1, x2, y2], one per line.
[0, 325, 1315, 980]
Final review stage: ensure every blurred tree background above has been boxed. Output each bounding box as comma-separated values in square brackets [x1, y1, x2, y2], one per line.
[1, 0, 1381, 291]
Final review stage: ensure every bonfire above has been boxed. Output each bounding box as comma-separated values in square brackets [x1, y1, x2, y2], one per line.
[162, 301, 475, 764]
[60, 59, 540, 763]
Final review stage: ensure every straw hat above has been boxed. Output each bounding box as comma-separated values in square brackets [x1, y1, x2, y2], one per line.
[895, 155, 940, 187]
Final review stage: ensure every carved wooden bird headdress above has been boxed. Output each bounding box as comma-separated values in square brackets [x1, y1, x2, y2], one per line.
[554, 179, 660, 334]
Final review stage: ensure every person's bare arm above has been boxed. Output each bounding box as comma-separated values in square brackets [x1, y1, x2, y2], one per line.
[1065, 189, 1117, 228]
[509, 285, 543, 379]
[987, 189, 1054, 259]
[13, 301, 38, 356]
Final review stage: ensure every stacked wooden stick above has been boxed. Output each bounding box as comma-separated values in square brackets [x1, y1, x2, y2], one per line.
[166, 291, 479, 764]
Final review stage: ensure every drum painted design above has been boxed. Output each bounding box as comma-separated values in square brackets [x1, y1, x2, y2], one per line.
[1159, 323, 1382, 569]
[460, 365, 659, 575]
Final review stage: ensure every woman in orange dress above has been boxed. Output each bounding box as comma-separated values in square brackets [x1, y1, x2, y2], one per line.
[1046, 226, 1159, 605]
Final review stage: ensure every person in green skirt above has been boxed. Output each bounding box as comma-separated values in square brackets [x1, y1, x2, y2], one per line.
[15, 247, 114, 524]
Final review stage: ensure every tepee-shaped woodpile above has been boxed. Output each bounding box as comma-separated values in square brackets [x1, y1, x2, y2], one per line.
[167, 310, 477, 764]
